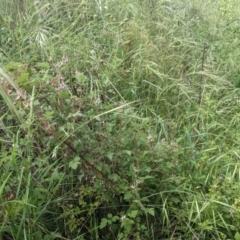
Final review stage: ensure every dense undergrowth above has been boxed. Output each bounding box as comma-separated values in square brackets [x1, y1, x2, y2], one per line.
[1, 0, 240, 239]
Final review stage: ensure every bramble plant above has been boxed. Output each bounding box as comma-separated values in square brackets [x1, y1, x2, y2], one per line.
[1, 0, 240, 239]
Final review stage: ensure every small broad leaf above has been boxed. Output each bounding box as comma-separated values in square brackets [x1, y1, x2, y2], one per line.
[106, 152, 114, 160]
[124, 192, 133, 200]
[128, 210, 138, 219]
[235, 232, 240, 240]
[109, 173, 119, 181]
[112, 216, 120, 222]
[122, 150, 132, 156]
[100, 218, 108, 229]
[146, 208, 155, 216]
[69, 157, 80, 170]
[140, 224, 147, 231]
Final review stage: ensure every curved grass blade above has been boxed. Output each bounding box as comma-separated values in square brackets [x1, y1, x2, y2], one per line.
[0, 68, 23, 124]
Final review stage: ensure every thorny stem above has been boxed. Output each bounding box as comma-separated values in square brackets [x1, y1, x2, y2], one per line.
[35, 111, 115, 186]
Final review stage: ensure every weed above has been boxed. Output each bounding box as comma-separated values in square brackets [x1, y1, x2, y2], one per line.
[1, 0, 240, 239]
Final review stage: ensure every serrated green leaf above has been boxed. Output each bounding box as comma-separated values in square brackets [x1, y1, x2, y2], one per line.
[128, 210, 138, 219]
[122, 150, 132, 156]
[112, 216, 120, 222]
[106, 152, 114, 160]
[235, 232, 240, 240]
[69, 157, 80, 170]
[146, 208, 155, 216]
[109, 173, 119, 181]
[124, 191, 133, 200]
[100, 218, 108, 229]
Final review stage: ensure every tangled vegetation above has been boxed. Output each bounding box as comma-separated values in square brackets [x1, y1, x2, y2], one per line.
[1, 0, 240, 239]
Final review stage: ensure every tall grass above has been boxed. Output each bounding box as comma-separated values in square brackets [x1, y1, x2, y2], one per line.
[1, 0, 240, 239]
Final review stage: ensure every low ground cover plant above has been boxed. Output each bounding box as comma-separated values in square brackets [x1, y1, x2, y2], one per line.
[1, 0, 240, 239]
